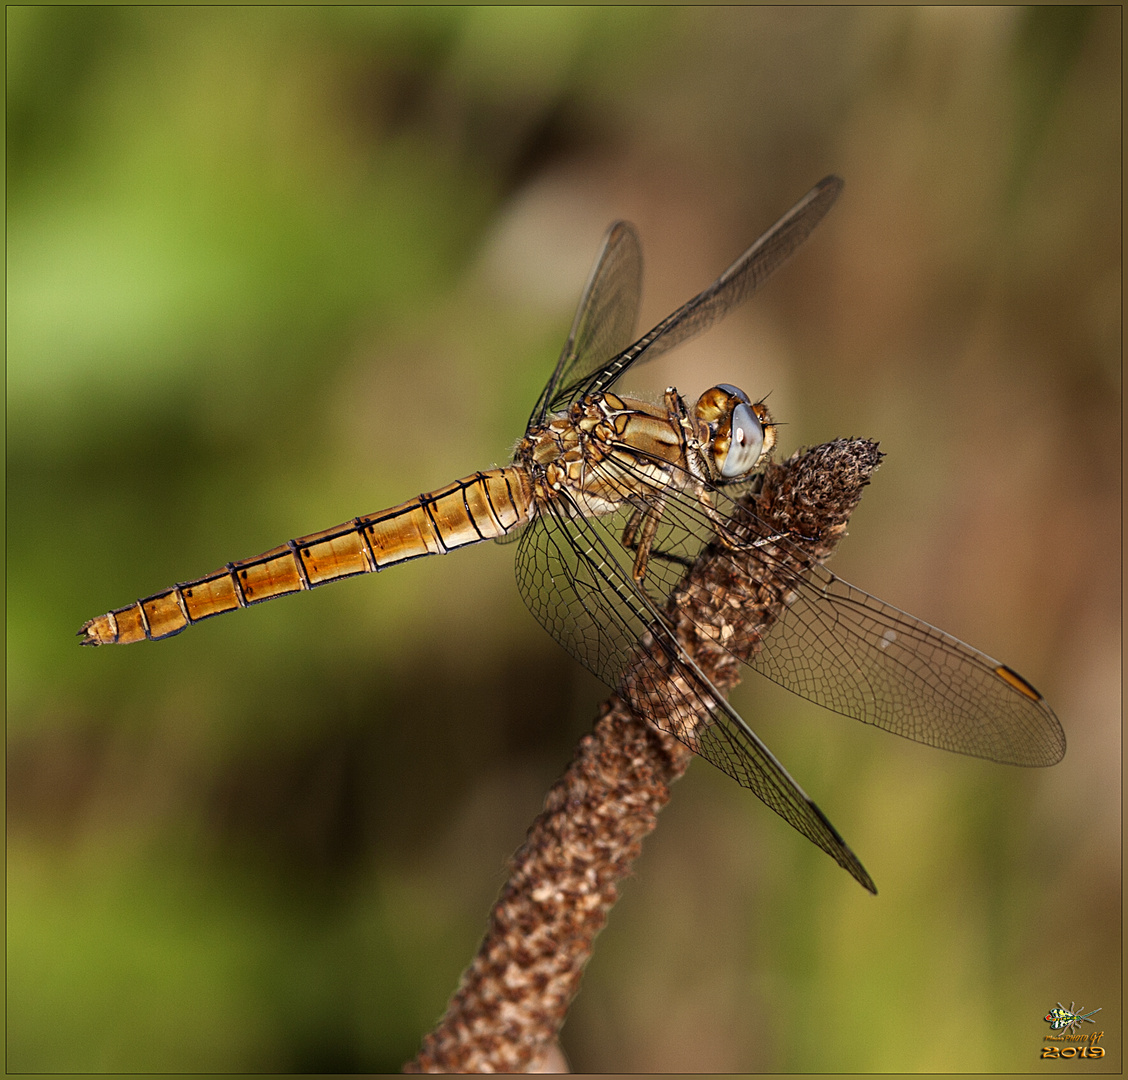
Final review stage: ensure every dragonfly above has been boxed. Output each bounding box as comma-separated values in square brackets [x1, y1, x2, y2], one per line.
[79, 175, 1065, 892]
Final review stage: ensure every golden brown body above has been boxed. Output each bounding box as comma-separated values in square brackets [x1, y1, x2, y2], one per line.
[79, 390, 736, 646]
[77, 178, 1065, 895]
[79, 467, 533, 645]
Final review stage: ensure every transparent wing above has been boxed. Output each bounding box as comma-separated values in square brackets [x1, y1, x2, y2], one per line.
[527, 221, 643, 429]
[569, 175, 844, 405]
[750, 561, 1065, 766]
[514, 493, 876, 892]
[650, 451, 1061, 766]
[518, 443, 1063, 774]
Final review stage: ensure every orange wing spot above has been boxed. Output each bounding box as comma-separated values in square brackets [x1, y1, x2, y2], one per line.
[994, 664, 1043, 702]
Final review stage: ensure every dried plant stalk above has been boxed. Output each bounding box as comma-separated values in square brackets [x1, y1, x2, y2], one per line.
[405, 438, 882, 1073]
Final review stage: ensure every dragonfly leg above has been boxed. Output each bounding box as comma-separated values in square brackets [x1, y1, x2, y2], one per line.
[692, 479, 817, 552]
[750, 532, 791, 548]
[621, 506, 645, 551]
[624, 503, 664, 583]
[620, 504, 693, 571]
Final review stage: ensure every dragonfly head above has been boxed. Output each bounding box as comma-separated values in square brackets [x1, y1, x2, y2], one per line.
[693, 384, 776, 480]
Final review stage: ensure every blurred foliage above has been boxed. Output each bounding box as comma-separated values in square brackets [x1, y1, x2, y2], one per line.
[6, 6, 1120, 1073]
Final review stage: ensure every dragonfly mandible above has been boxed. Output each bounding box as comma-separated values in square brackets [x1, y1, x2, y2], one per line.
[79, 176, 1065, 892]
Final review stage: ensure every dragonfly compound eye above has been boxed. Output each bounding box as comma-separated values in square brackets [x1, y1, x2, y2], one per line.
[718, 400, 765, 478]
[693, 385, 774, 480]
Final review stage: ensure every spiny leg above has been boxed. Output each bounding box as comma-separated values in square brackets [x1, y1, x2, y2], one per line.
[626, 502, 664, 583]
[618, 500, 702, 592]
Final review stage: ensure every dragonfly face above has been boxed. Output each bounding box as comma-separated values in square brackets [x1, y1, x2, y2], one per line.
[79, 176, 1065, 893]
[691, 384, 776, 480]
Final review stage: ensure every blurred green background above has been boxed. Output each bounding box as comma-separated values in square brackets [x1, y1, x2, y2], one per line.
[7, 6, 1120, 1073]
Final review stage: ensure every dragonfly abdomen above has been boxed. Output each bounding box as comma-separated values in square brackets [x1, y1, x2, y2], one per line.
[78, 468, 532, 645]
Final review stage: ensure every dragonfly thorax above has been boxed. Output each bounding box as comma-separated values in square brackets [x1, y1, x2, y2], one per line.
[516, 391, 689, 512]
[692, 384, 776, 480]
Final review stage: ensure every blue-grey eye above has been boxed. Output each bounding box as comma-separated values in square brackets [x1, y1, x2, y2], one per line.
[720, 401, 764, 478]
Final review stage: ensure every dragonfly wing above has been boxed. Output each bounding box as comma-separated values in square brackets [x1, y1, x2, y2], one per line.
[691, 693, 876, 892]
[540, 445, 1065, 768]
[528, 221, 643, 429]
[514, 491, 875, 891]
[573, 175, 843, 403]
[748, 561, 1066, 767]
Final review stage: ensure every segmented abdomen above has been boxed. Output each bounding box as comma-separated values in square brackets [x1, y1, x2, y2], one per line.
[79, 468, 533, 645]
